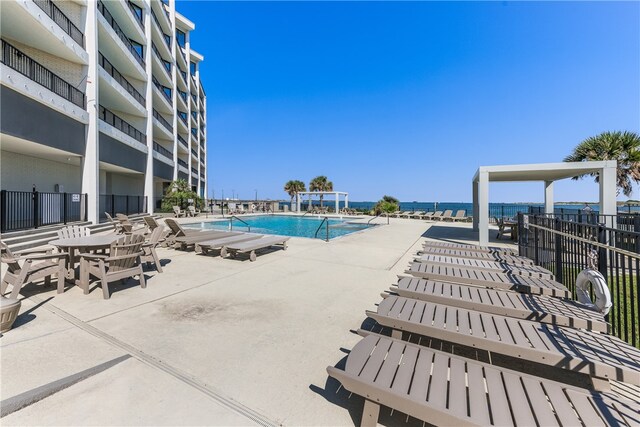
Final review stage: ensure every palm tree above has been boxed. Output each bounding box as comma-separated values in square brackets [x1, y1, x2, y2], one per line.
[564, 131, 640, 196]
[168, 179, 191, 193]
[309, 176, 333, 207]
[284, 180, 306, 209]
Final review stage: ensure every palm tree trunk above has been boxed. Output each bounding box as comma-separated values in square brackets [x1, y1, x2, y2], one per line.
[320, 195, 323, 208]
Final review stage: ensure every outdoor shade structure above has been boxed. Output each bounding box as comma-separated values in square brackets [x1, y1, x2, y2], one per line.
[472, 161, 618, 245]
[295, 191, 348, 212]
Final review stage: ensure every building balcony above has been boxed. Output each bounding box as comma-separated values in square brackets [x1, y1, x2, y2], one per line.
[127, 1, 145, 33]
[151, 0, 172, 35]
[33, 0, 84, 46]
[177, 134, 188, 152]
[153, 140, 174, 166]
[98, 105, 147, 156]
[152, 108, 173, 136]
[99, 52, 145, 109]
[151, 42, 172, 84]
[152, 76, 173, 112]
[97, 0, 145, 72]
[177, 90, 188, 110]
[150, 9, 171, 55]
[1, 39, 85, 109]
[191, 148, 198, 158]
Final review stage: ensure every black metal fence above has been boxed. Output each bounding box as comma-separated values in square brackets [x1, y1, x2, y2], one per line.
[1, 40, 85, 108]
[518, 214, 639, 348]
[33, 0, 84, 45]
[99, 52, 145, 106]
[99, 195, 147, 219]
[1, 190, 87, 232]
[100, 105, 146, 143]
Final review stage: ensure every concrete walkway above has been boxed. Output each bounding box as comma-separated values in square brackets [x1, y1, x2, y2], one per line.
[1, 218, 512, 426]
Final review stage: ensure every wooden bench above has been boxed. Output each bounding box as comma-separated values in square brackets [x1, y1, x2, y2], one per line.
[417, 253, 554, 279]
[420, 246, 534, 266]
[220, 235, 290, 261]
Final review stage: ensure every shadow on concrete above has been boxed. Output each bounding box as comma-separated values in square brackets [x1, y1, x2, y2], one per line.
[421, 225, 515, 246]
[12, 296, 54, 329]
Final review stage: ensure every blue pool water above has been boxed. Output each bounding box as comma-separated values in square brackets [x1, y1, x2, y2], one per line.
[185, 215, 375, 239]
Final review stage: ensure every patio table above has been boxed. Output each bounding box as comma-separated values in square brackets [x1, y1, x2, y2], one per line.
[49, 234, 120, 289]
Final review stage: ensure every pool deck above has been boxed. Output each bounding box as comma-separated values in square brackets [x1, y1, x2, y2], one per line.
[1, 217, 515, 426]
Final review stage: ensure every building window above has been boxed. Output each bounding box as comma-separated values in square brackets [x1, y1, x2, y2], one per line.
[130, 40, 144, 58]
[190, 61, 196, 75]
[176, 29, 186, 48]
[128, 1, 143, 23]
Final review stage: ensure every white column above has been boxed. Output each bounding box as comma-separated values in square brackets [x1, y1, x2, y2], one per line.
[478, 171, 489, 245]
[296, 193, 301, 212]
[143, 3, 154, 214]
[472, 179, 479, 231]
[345, 194, 348, 209]
[544, 181, 554, 214]
[600, 164, 618, 228]
[82, 1, 99, 224]
[335, 193, 339, 213]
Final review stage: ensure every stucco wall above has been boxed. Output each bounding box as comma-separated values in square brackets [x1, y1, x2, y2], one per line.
[0, 150, 82, 192]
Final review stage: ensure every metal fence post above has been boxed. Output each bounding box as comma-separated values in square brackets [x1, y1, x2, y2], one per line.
[597, 224, 608, 280]
[533, 219, 539, 265]
[63, 192, 68, 224]
[33, 190, 39, 229]
[111, 194, 115, 217]
[554, 217, 563, 283]
[0, 190, 6, 232]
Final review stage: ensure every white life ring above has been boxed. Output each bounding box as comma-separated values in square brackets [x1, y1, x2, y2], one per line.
[575, 269, 612, 315]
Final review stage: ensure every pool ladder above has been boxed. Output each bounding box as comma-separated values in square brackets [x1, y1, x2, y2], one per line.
[229, 215, 251, 232]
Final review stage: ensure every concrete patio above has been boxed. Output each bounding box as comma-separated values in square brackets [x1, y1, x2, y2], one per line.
[1, 218, 515, 426]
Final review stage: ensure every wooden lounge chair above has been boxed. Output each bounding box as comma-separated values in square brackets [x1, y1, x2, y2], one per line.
[391, 277, 610, 332]
[163, 218, 203, 246]
[367, 295, 640, 386]
[78, 234, 145, 299]
[393, 211, 410, 218]
[143, 215, 160, 232]
[174, 230, 242, 250]
[221, 235, 290, 261]
[428, 211, 443, 221]
[419, 246, 533, 266]
[450, 210, 468, 222]
[173, 206, 186, 218]
[141, 225, 165, 273]
[105, 212, 126, 234]
[421, 240, 517, 256]
[57, 225, 90, 239]
[0, 241, 67, 298]
[406, 261, 570, 298]
[416, 254, 554, 279]
[187, 205, 200, 217]
[194, 233, 264, 255]
[495, 216, 516, 239]
[409, 211, 425, 219]
[327, 333, 637, 427]
[438, 209, 453, 221]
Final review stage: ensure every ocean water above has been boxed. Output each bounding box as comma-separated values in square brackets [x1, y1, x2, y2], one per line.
[278, 201, 640, 217]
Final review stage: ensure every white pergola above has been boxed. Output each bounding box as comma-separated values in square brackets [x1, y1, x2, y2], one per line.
[472, 161, 618, 245]
[295, 191, 348, 213]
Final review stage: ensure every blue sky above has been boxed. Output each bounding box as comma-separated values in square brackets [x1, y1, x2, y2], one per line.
[178, 1, 640, 202]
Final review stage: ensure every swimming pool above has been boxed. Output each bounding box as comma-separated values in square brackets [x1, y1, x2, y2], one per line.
[185, 215, 375, 240]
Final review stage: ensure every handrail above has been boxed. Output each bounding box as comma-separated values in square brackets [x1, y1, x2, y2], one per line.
[99, 105, 146, 143]
[33, 0, 84, 45]
[99, 52, 145, 106]
[368, 212, 389, 225]
[97, 0, 145, 67]
[314, 217, 330, 241]
[229, 215, 250, 232]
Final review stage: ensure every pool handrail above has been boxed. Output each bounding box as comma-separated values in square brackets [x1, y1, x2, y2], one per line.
[229, 215, 251, 232]
[368, 212, 390, 225]
[314, 216, 330, 242]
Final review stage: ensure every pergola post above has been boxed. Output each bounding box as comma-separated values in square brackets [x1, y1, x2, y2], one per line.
[345, 194, 348, 209]
[599, 164, 617, 228]
[544, 181, 554, 214]
[472, 179, 479, 231]
[296, 193, 301, 212]
[335, 193, 339, 214]
[478, 171, 489, 246]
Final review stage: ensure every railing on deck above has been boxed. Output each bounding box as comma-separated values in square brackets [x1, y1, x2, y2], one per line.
[1, 190, 87, 232]
[100, 194, 147, 219]
[518, 213, 639, 348]
[100, 105, 146, 143]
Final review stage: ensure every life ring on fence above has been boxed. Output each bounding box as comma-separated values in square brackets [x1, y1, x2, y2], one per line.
[575, 269, 612, 315]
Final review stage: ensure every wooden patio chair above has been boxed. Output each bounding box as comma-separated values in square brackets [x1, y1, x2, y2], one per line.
[57, 225, 90, 239]
[78, 234, 145, 299]
[105, 212, 126, 234]
[0, 241, 68, 298]
[495, 216, 515, 239]
[173, 206, 186, 218]
[141, 225, 165, 273]
[187, 205, 201, 217]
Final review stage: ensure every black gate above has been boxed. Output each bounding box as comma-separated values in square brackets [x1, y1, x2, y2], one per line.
[0, 190, 87, 232]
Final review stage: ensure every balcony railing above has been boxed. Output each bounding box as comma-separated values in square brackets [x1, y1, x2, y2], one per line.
[99, 53, 145, 107]
[191, 128, 197, 137]
[178, 68, 187, 84]
[178, 111, 188, 124]
[177, 134, 188, 148]
[191, 148, 197, 157]
[178, 90, 187, 104]
[191, 167, 198, 174]
[191, 111, 197, 121]
[127, 1, 144, 31]
[151, 42, 171, 74]
[33, 0, 84, 46]
[152, 108, 173, 133]
[98, 0, 145, 68]
[153, 141, 173, 159]
[99, 105, 145, 143]
[152, 76, 172, 105]
[2, 40, 85, 108]
[150, 9, 171, 48]
[177, 158, 188, 168]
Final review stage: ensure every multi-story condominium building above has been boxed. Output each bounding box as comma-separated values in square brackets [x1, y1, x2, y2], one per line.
[0, 0, 207, 227]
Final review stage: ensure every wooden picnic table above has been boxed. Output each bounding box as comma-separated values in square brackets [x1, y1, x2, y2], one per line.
[49, 234, 120, 286]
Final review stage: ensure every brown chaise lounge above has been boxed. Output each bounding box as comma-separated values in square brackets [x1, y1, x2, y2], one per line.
[416, 253, 554, 279]
[367, 295, 640, 386]
[327, 333, 636, 427]
[422, 240, 517, 255]
[391, 277, 609, 333]
[194, 233, 264, 255]
[221, 235, 290, 261]
[419, 246, 534, 266]
[406, 261, 570, 298]
[174, 230, 242, 250]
